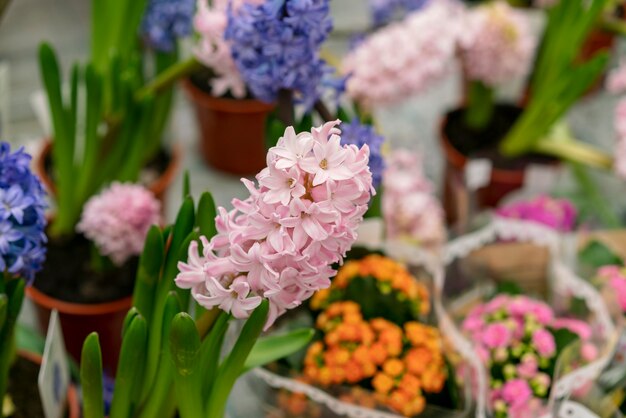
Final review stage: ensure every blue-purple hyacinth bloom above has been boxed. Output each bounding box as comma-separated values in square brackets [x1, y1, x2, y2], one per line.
[370, 0, 429, 27]
[141, 0, 195, 52]
[0, 142, 47, 280]
[340, 119, 385, 189]
[225, 0, 333, 105]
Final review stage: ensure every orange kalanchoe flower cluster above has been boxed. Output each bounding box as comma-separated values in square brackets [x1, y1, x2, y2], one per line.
[304, 301, 447, 416]
[310, 255, 430, 316]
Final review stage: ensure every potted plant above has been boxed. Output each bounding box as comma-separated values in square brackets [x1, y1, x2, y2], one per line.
[183, 0, 337, 175]
[29, 0, 195, 373]
[78, 119, 376, 417]
[0, 142, 80, 418]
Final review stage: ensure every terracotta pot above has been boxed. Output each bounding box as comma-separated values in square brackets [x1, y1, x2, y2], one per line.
[439, 110, 557, 225]
[34, 140, 182, 210]
[184, 78, 275, 175]
[26, 286, 132, 376]
[16, 350, 81, 418]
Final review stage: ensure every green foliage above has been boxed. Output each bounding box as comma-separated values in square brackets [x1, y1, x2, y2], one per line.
[79, 194, 314, 418]
[579, 240, 624, 270]
[38, 1, 182, 239]
[463, 81, 495, 132]
[0, 277, 24, 414]
[500, 0, 611, 158]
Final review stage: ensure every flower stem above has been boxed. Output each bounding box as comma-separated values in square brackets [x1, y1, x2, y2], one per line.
[137, 57, 202, 100]
[533, 139, 613, 170]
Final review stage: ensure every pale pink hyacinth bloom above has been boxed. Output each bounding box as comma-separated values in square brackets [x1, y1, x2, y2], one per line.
[77, 183, 161, 266]
[461, 1, 536, 87]
[342, 0, 462, 107]
[193, 0, 263, 98]
[175, 121, 374, 328]
[382, 149, 446, 247]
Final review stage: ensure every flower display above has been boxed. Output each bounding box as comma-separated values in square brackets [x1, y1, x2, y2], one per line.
[382, 149, 446, 246]
[311, 254, 430, 318]
[0, 142, 47, 280]
[303, 301, 447, 417]
[495, 195, 577, 232]
[369, 0, 429, 27]
[596, 265, 626, 313]
[175, 121, 374, 328]
[342, 0, 461, 107]
[77, 183, 161, 266]
[141, 0, 196, 52]
[462, 294, 596, 418]
[460, 1, 535, 87]
[224, 0, 333, 104]
[338, 119, 385, 189]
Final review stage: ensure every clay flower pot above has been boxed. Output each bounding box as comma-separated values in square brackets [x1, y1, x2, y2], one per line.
[34, 140, 182, 210]
[26, 287, 132, 376]
[183, 78, 275, 175]
[10, 351, 80, 418]
[440, 105, 557, 225]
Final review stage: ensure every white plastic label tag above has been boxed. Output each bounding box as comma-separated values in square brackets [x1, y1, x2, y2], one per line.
[464, 159, 492, 191]
[38, 310, 69, 418]
[524, 163, 560, 195]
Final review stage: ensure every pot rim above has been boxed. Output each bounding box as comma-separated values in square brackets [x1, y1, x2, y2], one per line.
[439, 109, 557, 185]
[16, 350, 81, 418]
[182, 77, 276, 113]
[26, 285, 133, 316]
[34, 139, 183, 198]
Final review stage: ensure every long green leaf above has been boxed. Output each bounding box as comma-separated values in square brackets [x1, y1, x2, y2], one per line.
[80, 333, 104, 418]
[169, 313, 204, 418]
[196, 192, 218, 239]
[243, 329, 315, 373]
[110, 314, 148, 418]
[133, 225, 165, 325]
[206, 301, 269, 418]
[199, 312, 230, 404]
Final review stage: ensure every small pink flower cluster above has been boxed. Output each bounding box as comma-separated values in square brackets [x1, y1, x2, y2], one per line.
[342, 0, 462, 108]
[495, 195, 577, 232]
[382, 149, 445, 247]
[596, 265, 626, 313]
[193, 0, 261, 98]
[460, 1, 535, 87]
[462, 294, 596, 418]
[176, 121, 374, 328]
[77, 183, 161, 266]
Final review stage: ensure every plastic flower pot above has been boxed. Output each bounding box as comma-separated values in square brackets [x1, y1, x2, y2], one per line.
[183, 77, 275, 176]
[34, 139, 182, 212]
[25, 286, 132, 377]
[7, 350, 80, 418]
[439, 105, 558, 225]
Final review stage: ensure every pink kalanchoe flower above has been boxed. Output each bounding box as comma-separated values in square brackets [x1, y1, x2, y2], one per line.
[382, 149, 446, 247]
[501, 379, 533, 407]
[461, 1, 536, 87]
[176, 121, 374, 328]
[481, 323, 512, 349]
[342, 0, 462, 107]
[532, 329, 556, 357]
[496, 194, 577, 232]
[77, 182, 161, 266]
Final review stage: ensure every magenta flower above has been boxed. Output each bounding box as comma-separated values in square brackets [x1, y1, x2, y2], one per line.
[176, 121, 373, 328]
[496, 194, 577, 232]
[531, 329, 556, 358]
[460, 1, 535, 87]
[501, 379, 533, 407]
[77, 183, 161, 266]
[481, 323, 512, 349]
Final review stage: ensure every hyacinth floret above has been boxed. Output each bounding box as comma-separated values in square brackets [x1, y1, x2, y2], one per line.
[339, 119, 385, 189]
[0, 142, 47, 280]
[77, 183, 161, 266]
[224, 0, 333, 105]
[176, 121, 374, 328]
[141, 0, 196, 52]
